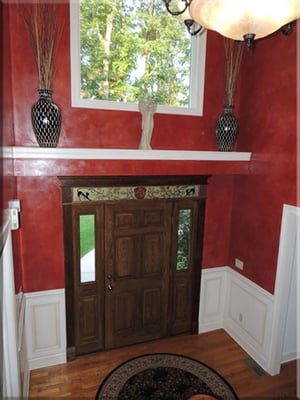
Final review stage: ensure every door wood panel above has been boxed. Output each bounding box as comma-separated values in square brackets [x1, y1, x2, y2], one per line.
[104, 201, 172, 349]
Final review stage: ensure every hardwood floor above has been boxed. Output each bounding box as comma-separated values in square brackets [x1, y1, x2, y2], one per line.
[29, 329, 298, 399]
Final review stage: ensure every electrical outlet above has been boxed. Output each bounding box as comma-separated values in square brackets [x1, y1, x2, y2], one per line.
[235, 258, 244, 270]
[9, 208, 19, 230]
[239, 313, 243, 323]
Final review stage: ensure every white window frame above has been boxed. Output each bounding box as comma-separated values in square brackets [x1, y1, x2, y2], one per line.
[70, 0, 207, 116]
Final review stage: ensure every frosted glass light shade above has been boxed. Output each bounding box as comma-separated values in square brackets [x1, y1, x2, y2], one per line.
[189, 0, 300, 40]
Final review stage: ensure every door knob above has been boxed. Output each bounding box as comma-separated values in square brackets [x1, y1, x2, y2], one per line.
[107, 284, 113, 291]
[107, 274, 113, 280]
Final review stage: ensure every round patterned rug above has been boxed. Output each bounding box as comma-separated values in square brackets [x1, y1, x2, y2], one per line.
[95, 353, 239, 400]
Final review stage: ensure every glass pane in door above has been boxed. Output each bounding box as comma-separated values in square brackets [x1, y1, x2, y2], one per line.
[80, 214, 95, 282]
[176, 209, 191, 271]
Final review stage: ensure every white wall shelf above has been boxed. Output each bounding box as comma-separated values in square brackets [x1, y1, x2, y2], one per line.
[3, 147, 251, 162]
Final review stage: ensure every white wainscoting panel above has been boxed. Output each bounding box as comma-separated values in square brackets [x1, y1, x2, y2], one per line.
[16, 291, 30, 398]
[24, 289, 66, 370]
[199, 267, 275, 374]
[224, 270, 274, 372]
[199, 267, 229, 333]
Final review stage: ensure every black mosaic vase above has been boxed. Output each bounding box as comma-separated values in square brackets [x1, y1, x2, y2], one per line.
[31, 89, 62, 147]
[215, 105, 238, 151]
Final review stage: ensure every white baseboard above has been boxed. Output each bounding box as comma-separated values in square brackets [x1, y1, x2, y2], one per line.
[28, 353, 67, 371]
[24, 289, 67, 371]
[281, 351, 298, 364]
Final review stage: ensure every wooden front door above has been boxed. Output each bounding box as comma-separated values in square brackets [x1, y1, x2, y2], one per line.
[61, 176, 208, 359]
[104, 201, 172, 349]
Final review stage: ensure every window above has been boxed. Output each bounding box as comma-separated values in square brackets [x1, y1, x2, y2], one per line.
[70, 0, 207, 116]
[176, 209, 192, 271]
[79, 214, 95, 283]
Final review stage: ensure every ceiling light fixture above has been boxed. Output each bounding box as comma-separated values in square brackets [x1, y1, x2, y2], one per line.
[163, 0, 300, 47]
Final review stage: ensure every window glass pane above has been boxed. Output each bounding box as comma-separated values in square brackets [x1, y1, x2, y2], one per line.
[176, 209, 191, 271]
[79, 0, 191, 107]
[80, 214, 95, 282]
[70, 0, 206, 115]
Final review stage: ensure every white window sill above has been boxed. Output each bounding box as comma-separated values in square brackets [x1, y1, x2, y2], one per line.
[3, 147, 251, 162]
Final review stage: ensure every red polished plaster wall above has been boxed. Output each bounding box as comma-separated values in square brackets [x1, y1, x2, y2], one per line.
[2, 3, 21, 291]
[229, 29, 298, 293]
[7, 3, 297, 294]
[10, 3, 225, 150]
[2, 3, 16, 204]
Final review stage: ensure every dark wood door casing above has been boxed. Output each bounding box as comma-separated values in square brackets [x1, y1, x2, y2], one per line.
[60, 176, 209, 360]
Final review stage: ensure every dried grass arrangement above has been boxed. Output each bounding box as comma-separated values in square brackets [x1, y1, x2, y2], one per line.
[19, 2, 58, 90]
[223, 38, 244, 106]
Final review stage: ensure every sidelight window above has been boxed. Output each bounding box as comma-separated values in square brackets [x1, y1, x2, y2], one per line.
[176, 209, 192, 271]
[79, 214, 96, 282]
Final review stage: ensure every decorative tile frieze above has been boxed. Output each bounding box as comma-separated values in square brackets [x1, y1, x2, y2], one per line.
[72, 185, 201, 201]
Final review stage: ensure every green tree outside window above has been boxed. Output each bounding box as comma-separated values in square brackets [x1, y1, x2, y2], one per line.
[79, 0, 192, 108]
